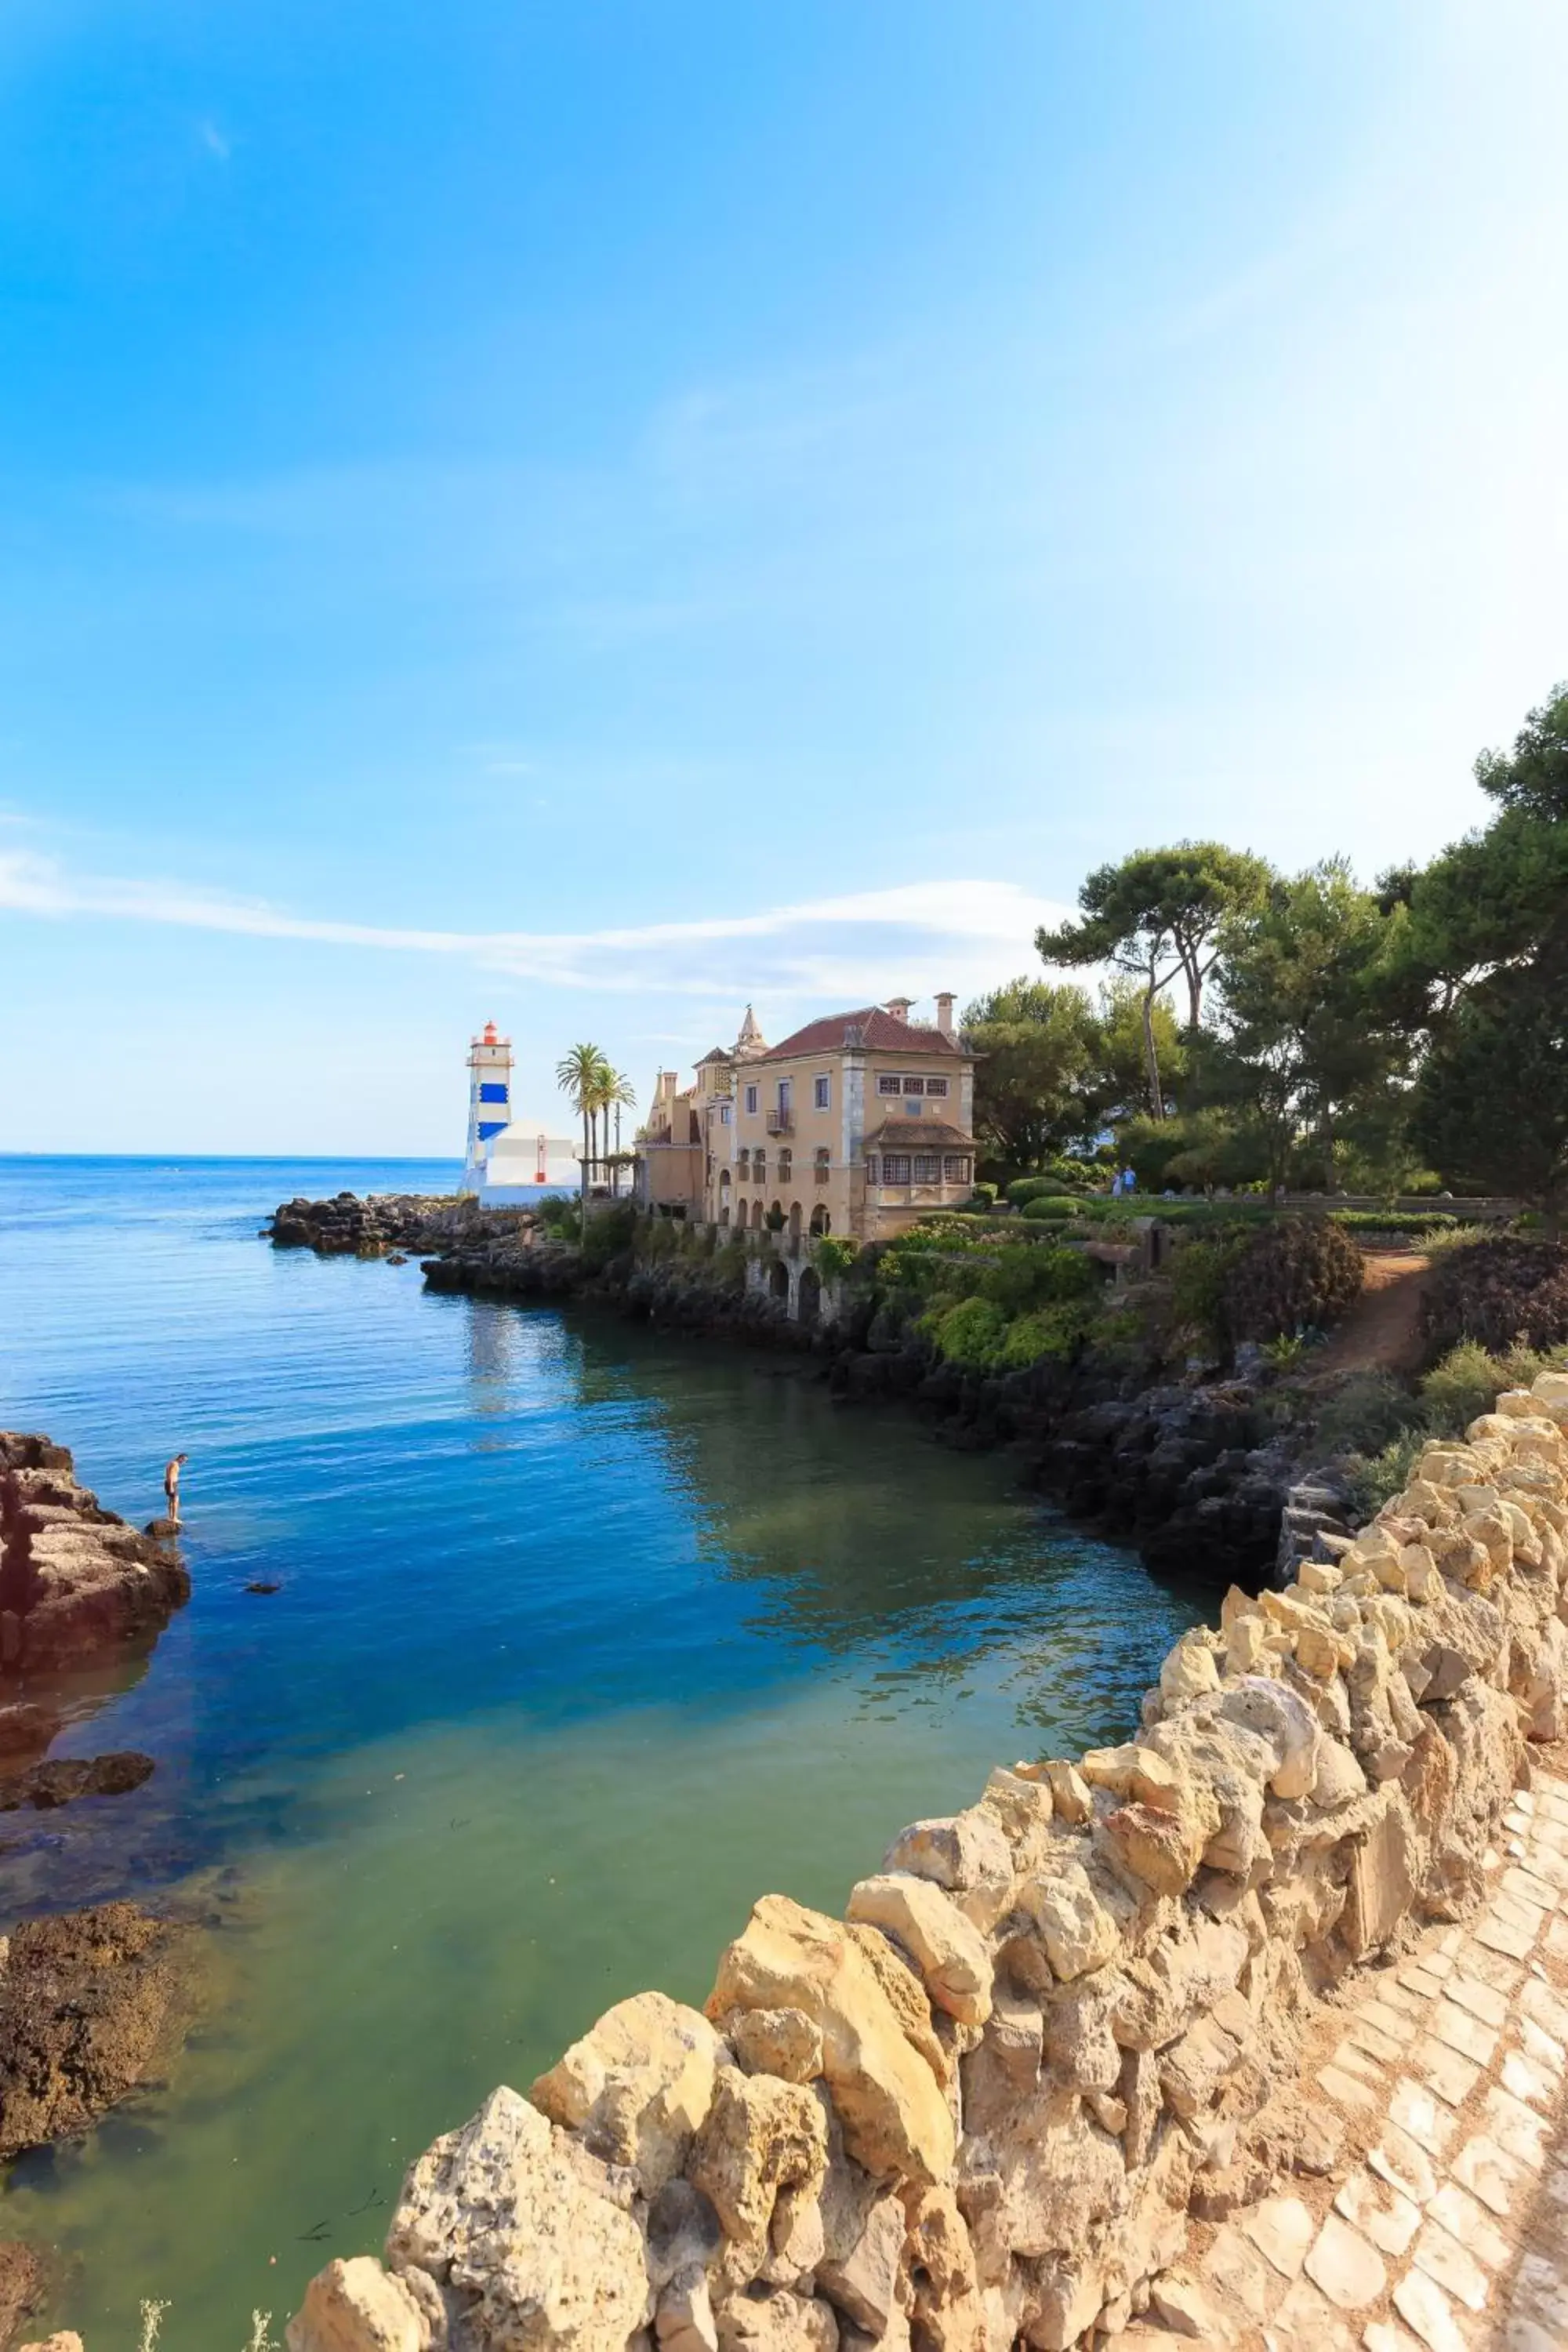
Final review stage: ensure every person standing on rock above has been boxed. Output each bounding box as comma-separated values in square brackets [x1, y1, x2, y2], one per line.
[163, 1453, 187, 1527]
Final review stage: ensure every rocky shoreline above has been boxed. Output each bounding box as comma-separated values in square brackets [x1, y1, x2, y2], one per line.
[268, 1197, 1307, 1592]
[0, 1432, 190, 1677]
[0, 1435, 198, 2348]
[278, 1368, 1568, 2352]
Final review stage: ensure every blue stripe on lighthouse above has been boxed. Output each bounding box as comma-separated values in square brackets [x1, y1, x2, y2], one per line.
[476, 1121, 506, 1141]
[478, 1083, 508, 1103]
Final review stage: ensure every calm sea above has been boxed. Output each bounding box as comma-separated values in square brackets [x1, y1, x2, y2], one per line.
[0, 1157, 1204, 2350]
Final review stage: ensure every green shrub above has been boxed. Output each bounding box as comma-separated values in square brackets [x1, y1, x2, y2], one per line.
[1344, 1430, 1429, 1519]
[813, 1235, 860, 1279]
[979, 1243, 1094, 1315]
[1421, 1237, 1568, 1355]
[1328, 1210, 1459, 1236]
[969, 1181, 999, 1205]
[1020, 1195, 1083, 1222]
[1007, 1175, 1072, 1205]
[713, 1240, 748, 1287]
[996, 1301, 1096, 1369]
[1222, 1215, 1364, 1341]
[1421, 1336, 1568, 1432]
[1312, 1370, 1427, 1460]
[579, 1202, 637, 1272]
[1167, 1234, 1250, 1345]
[927, 1297, 1009, 1368]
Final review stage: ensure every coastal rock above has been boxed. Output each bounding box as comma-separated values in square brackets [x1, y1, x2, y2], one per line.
[385, 2085, 653, 2352]
[0, 1902, 190, 2160]
[532, 1991, 726, 2190]
[844, 1876, 993, 2025]
[287, 1367, 1568, 2352]
[713, 2285, 837, 2352]
[286, 2257, 429, 2352]
[0, 2241, 44, 2348]
[707, 1897, 955, 2184]
[0, 1436, 189, 1676]
[687, 2070, 828, 2264]
[880, 1813, 1013, 1933]
[0, 1751, 155, 1812]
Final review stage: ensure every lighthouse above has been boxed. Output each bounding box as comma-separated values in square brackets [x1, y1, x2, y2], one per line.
[463, 1021, 513, 1187]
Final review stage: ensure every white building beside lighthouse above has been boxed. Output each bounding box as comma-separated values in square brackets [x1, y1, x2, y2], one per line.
[459, 1021, 575, 1201]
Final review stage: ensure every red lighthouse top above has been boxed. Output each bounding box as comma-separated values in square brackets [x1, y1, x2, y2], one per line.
[482, 1021, 499, 1044]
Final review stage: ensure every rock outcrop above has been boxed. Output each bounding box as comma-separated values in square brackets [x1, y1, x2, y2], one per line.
[0, 1435, 189, 1677]
[285, 1370, 1568, 2352]
[0, 1902, 191, 2161]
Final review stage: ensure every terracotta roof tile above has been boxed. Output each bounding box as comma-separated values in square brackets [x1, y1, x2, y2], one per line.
[760, 1007, 964, 1061]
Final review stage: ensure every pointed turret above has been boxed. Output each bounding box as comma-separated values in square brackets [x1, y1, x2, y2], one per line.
[735, 1004, 768, 1061]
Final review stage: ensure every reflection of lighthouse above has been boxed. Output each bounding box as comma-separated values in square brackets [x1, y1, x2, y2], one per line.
[463, 1021, 513, 1186]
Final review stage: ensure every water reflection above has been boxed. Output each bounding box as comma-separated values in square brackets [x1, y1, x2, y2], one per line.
[0, 1160, 1208, 2352]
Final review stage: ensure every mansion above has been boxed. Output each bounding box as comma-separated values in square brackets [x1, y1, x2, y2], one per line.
[634, 996, 977, 1243]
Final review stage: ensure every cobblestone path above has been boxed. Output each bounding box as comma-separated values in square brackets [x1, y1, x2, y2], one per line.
[1106, 1753, 1568, 2351]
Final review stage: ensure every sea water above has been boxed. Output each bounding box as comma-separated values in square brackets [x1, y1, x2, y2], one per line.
[0, 1158, 1207, 2350]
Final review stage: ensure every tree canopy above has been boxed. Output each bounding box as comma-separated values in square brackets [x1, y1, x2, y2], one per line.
[989, 681, 1566, 1218]
[1036, 843, 1270, 1120]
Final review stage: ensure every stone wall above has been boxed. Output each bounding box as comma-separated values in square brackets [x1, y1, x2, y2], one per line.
[285, 1374, 1568, 2352]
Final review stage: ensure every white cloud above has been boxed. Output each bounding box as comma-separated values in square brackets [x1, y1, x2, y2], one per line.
[0, 847, 1073, 1009]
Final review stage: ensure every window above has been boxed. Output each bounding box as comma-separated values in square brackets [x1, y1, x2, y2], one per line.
[864, 1156, 879, 1183]
[737, 1149, 750, 1177]
[744, 1083, 758, 1115]
[477, 1082, 508, 1104]
[913, 1153, 939, 1182]
[720, 1103, 731, 1126]
[754, 1153, 767, 1182]
[814, 1075, 830, 1110]
[943, 1155, 970, 1182]
[925, 1076, 949, 1098]
[778, 1149, 793, 1181]
[814, 1147, 830, 1183]
[877, 1074, 902, 1096]
[778, 1079, 793, 1113]
[882, 1154, 912, 1184]
[902, 1076, 925, 1094]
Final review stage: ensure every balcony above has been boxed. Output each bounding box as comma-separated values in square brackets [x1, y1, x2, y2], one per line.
[765, 1109, 793, 1135]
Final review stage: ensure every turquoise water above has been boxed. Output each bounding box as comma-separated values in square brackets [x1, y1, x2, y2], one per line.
[0, 1158, 1207, 2349]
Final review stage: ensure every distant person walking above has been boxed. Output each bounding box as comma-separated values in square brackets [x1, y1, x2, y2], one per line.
[163, 1453, 187, 1527]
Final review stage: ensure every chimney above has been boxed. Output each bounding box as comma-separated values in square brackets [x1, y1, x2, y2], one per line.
[935, 992, 954, 1037]
[884, 996, 913, 1023]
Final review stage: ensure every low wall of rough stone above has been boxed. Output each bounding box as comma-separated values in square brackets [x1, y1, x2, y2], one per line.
[284, 1374, 1568, 2352]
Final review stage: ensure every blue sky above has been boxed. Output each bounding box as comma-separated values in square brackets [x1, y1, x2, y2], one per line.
[3, 1, 1566, 1152]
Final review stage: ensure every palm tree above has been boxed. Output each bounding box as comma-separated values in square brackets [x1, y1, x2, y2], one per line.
[600, 1069, 637, 1197]
[556, 1043, 608, 1236]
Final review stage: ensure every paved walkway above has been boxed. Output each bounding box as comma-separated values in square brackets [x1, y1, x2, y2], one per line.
[1110, 1754, 1568, 2352]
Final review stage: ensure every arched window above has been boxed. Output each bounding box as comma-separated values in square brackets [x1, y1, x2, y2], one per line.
[753, 1152, 767, 1185]
[813, 1147, 830, 1185]
[737, 1149, 750, 1178]
[778, 1149, 793, 1182]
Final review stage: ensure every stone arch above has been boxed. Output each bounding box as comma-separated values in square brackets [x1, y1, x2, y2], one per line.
[718, 1202, 731, 1228]
[788, 1200, 803, 1241]
[750, 1199, 765, 1230]
[768, 1257, 790, 1302]
[797, 1267, 822, 1326]
[809, 1204, 831, 1237]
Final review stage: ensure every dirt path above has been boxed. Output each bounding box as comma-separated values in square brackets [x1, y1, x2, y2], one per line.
[1312, 1251, 1434, 1378]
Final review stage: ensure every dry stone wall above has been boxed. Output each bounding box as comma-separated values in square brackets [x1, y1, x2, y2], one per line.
[285, 1374, 1568, 2352]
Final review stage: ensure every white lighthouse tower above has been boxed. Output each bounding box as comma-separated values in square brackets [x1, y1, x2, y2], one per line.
[462, 1020, 514, 1190]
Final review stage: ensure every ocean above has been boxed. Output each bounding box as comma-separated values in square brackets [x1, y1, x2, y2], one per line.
[0, 1156, 1204, 2349]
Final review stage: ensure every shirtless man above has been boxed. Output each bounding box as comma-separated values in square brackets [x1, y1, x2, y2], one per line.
[164, 1453, 188, 1527]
